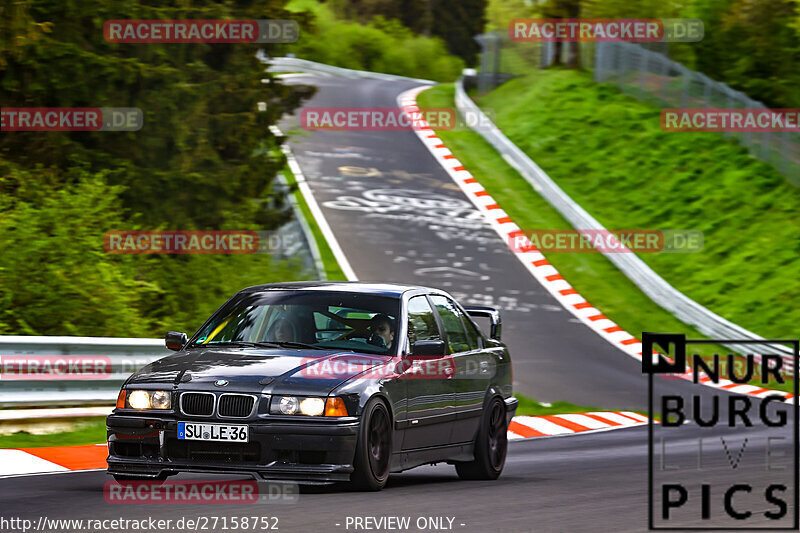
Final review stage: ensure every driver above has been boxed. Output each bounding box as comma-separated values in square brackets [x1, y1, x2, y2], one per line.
[267, 317, 296, 343]
[368, 314, 395, 349]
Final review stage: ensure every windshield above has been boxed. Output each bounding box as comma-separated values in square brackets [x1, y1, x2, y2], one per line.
[190, 290, 401, 355]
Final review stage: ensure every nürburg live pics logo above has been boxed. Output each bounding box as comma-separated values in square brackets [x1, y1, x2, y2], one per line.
[642, 332, 799, 530]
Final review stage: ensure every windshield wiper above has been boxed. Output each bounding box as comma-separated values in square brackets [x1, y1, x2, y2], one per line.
[195, 341, 258, 348]
[253, 341, 329, 351]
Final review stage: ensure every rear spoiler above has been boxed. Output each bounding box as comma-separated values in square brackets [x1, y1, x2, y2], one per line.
[463, 306, 502, 341]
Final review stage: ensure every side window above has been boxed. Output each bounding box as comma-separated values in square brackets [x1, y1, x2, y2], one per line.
[430, 295, 470, 353]
[407, 296, 441, 346]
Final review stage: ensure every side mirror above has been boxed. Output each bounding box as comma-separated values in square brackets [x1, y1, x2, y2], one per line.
[165, 331, 188, 351]
[463, 306, 502, 341]
[411, 339, 447, 356]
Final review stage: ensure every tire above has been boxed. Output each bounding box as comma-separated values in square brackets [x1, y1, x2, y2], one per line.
[350, 398, 392, 491]
[455, 397, 508, 480]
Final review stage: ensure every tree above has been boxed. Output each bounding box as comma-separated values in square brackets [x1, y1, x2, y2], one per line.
[0, 0, 316, 336]
[330, 0, 432, 34]
[328, 0, 488, 66]
[536, 0, 582, 68]
[0, 0, 312, 229]
[429, 0, 488, 66]
[692, 0, 800, 107]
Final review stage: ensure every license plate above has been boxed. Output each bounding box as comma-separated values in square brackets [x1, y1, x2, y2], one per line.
[178, 422, 249, 442]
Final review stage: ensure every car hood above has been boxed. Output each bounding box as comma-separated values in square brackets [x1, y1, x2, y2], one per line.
[127, 347, 392, 395]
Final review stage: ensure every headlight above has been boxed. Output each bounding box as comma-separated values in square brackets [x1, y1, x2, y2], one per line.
[125, 390, 171, 410]
[300, 397, 325, 416]
[128, 390, 151, 409]
[270, 396, 348, 416]
[151, 390, 171, 409]
[278, 396, 299, 415]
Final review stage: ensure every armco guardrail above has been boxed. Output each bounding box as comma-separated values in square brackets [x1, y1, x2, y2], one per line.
[261, 53, 435, 85]
[0, 336, 167, 408]
[454, 78, 795, 368]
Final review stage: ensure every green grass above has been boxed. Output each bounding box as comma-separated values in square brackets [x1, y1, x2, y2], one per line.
[515, 394, 598, 416]
[515, 393, 656, 420]
[281, 165, 347, 281]
[0, 418, 106, 449]
[418, 85, 726, 353]
[469, 68, 800, 342]
[417, 83, 794, 394]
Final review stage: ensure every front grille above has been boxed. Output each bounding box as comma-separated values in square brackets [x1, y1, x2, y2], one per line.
[181, 392, 214, 416]
[218, 394, 255, 418]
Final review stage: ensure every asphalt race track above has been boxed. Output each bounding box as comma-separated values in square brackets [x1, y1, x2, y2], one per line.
[279, 75, 655, 410]
[1, 74, 794, 532]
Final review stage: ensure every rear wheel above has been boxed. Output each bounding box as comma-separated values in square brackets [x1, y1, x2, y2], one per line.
[455, 397, 507, 480]
[350, 398, 392, 491]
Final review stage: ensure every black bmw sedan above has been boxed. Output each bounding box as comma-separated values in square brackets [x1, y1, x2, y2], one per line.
[106, 282, 517, 490]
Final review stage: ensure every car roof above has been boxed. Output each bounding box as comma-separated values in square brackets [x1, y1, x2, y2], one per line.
[240, 281, 436, 298]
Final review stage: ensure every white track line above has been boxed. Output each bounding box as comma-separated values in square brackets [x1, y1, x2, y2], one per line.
[270, 124, 358, 281]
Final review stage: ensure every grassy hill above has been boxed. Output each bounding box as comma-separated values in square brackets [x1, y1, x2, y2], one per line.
[422, 68, 800, 343]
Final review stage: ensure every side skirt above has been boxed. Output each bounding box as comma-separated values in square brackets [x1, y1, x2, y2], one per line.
[389, 441, 475, 473]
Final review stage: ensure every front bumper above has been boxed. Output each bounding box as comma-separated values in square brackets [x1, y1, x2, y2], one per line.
[106, 414, 360, 484]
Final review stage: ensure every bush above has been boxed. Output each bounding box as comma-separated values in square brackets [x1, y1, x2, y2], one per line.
[0, 163, 300, 338]
[286, 1, 464, 81]
[0, 165, 153, 336]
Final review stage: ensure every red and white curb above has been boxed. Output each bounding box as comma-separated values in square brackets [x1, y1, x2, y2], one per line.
[397, 87, 793, 405]
[0, 444, 107, 477]
[508, 411, 650, 440]
[0, 412, 652, 477]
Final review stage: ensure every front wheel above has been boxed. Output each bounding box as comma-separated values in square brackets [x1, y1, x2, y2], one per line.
[350, 398, 392, 491]
[455, 397, 508, 480]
